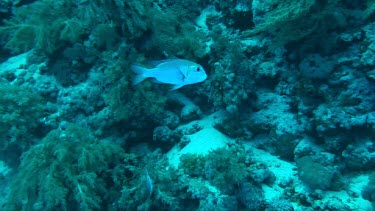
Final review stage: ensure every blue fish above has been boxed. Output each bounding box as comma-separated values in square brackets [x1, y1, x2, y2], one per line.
[131, 59, 207, 90]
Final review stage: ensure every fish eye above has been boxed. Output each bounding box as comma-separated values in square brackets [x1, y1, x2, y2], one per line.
[196, 67, 200, 72]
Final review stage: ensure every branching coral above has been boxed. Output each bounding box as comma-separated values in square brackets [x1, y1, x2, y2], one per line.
[101, 51, 167, 128]
[0, 0, 82, 54]
[180, 144, 251, 194]
[117, 150, 189, 210]
[0, 84, 44, 165]
[147, 5, 208, 59]
[0, 0, 141, 54]
[5, 124, 130, 210]
[365, 0, 375, 20]
[245, 0, 342, 49]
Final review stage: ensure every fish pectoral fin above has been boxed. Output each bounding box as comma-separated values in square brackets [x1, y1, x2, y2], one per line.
[178, 67, 189, 81]
[170, 84, 184, 90]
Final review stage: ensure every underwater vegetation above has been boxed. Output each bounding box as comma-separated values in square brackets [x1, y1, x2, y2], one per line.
[5, 124, 129, 210]
[245, 0, 345, 50]
[0, 83, 44, 166]
[1, 0, 375, 210]
[179, 143, 274, 210]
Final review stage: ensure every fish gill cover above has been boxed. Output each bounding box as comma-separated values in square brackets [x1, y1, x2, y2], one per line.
[0, 0, 375, 210]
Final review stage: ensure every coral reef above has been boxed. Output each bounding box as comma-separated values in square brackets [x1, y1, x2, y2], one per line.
[1, 0, 375, 210]
[179, 143, 274, 209]
[5, 124, 130, 210]
[0, 83, 44, 166]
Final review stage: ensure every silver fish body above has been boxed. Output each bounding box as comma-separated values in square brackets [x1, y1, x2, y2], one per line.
[131, 59, 207, 90]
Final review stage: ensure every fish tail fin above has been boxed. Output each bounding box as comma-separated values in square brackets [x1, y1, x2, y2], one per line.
[131, 65, 149, 85]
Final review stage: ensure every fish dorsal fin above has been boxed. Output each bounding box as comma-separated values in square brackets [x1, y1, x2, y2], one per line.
[150, 59, 177, 67]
